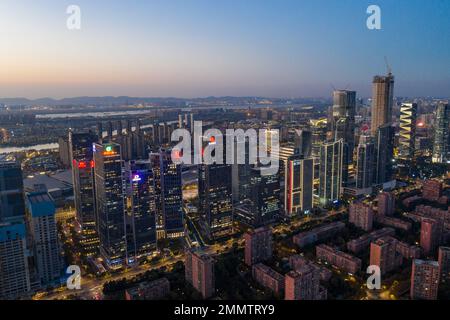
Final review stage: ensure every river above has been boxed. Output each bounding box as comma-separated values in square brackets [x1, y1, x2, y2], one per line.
[0, 143, 59, 154]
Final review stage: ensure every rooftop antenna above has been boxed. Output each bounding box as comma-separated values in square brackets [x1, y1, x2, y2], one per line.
[384, 56, 392, 75]
[330, 83, 336, 91]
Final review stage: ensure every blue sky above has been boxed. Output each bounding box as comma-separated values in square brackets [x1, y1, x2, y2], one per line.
[0, 0, 448, 98]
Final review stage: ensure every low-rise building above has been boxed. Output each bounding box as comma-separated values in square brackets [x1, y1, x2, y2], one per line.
[316, 244, 361, 274]
[125, 278, 170, 300]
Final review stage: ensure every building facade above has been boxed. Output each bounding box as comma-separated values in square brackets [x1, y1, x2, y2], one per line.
[69, 131, 99, 255]
[93, 142, 126, 269]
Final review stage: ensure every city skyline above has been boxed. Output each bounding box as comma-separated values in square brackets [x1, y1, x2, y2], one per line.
[0, 0, 449, 306]
[1, 0, 449, 99]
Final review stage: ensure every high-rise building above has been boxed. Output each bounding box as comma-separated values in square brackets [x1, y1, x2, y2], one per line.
[69, 131, 99, 256]
[185, 249, 215, 299]
[371, 74, 394, 136]
[149, 152, 164, 239]
[333, 118, 350, 185]
[377, 192, 395, 216]
[420, 218, 442, 256]
[151, 149, 184, 239]
[398, 103, 418, 160]
[244, 226, 273, 266]
[410, 259, 440, 300]
[331, 90, 356, 134]
[422, 180, 443, 202]
[118, 120, 124, 136]
[96, 122, 103, 141]
[370, 236, 402, 275]
[349, 202, 373, 231]
[0, 161, 31, 299]
[199, 163, 233, 240]
[284, 156, 314, 216]
[248, 166, 280, 226]
[318, 139, 343, 207]
[231, 132, 253, 204]
[310, 119, 328, 159]
[285, 266, 326, 300]
[93, 142, 126, 269]
[124, 160, 157, 263]
[0, 161, 26, 223]
[58, 136, 71, 168]
[0, 223, 31, 299]
[438, 247, 450, 281]
[331, 90, 356, 186]
[374, 124, 394, 185]
[26, 192, 62, 286]
[432, 103, 449, 163]
[120, 120, 146, 161]
[356, 135, 375, 190]
[294, 129, 312, 158]
[252, 263, 285, 297]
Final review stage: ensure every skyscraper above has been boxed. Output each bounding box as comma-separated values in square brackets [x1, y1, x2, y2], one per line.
[93, 142, 126, 269]
[284, 156, 314, 215]
[310, 119, 328, 159]
[0, 161, 26, 223]
[69, 131, 99, 256]
[371, 74, 395, 135]
[356, 135, 375, 190]
[331, 90, 356, 135]
[26, 191, 62, 286]
[106, 121, 114, 141]
[398, 103, 418, 161]
[331, 90, 356, 186]
[149, 152, 164, 239]
[0, 161, 31, 299]
[248, 166, 280, 226]
[0, 223, 31, 299]
[199, 163, 233, 240]
[153, 149, 184, 239]
[319, 139, 343, 207]
[432, 102, 450, 163]
[294, 129, 312, 158]
[410, 259, 440, 300]
[374, 124, 394, 185]
[124, 160, 157, 263]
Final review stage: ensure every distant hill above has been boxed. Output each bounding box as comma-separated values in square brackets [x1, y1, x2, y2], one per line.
[0, 96, 331, 107]
[0, 96, 187, 107]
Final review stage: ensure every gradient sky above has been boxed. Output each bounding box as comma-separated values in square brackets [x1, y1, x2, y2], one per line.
[0, 0, 449, 99]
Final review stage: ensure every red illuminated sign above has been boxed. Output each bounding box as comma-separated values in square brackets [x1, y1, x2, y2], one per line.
[78, 161, 87, 169]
